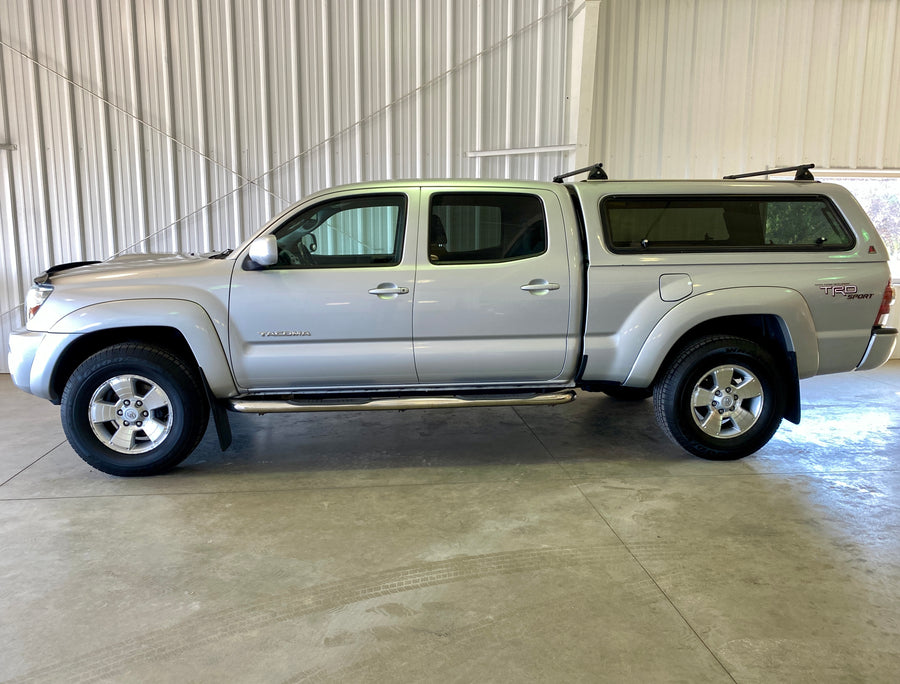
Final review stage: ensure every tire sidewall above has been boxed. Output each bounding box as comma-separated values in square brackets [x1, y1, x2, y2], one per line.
[62, 347, 205, 476]
[664, 338, 785, 459]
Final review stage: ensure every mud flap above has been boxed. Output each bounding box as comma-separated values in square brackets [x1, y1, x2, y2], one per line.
[784, 351, 801, 425]
[201, 373, 232, 451]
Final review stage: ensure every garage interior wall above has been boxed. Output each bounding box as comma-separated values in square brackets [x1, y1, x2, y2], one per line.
[2, 0, 900, 375]
[590, 0, 900, 179]
[0, 0, 576, 372]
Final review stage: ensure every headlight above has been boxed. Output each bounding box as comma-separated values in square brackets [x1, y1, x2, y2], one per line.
[25, 284, 53, 321]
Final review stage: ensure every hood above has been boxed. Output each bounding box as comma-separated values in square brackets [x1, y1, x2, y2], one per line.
[38, 253, 213, 284]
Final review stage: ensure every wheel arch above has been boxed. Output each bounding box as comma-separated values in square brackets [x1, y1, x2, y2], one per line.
[46, 299, 237, 403]
[652, 314, 801, 424]
[623, 288, 817, 424]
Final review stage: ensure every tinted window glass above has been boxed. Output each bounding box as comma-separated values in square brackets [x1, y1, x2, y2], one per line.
[273, 194, 406, 267]
[602, 196, 853, 252]
[429, 193, 547, 264]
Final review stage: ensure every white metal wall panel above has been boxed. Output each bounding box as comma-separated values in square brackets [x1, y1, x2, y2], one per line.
[0, 0, 573, 372]
[592, 0, 900, 179]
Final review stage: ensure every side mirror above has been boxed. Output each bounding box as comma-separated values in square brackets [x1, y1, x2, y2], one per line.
[248, 235, 278, 267]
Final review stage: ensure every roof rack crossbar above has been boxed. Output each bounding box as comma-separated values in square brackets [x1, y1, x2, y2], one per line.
[723, 163, 816, 181]
[553, 162, 608, 183]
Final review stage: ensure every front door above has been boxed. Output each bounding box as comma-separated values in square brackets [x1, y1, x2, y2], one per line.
[229, 190, 418, 390]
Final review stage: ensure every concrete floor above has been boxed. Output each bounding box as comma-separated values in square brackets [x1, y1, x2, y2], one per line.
[1, 363, 899, 683]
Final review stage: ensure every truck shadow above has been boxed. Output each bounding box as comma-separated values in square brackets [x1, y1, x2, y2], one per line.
[176, 392, 691, 478]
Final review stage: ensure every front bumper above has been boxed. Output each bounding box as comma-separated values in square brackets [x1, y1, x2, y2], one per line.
[8, 329, 43, 393]
[855, 327, 898, 372]
[7, 328, 79, 401]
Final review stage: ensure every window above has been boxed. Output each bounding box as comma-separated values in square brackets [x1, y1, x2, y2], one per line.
[601, 196, 854, 253]
[272, 194, 406, 267]
[826, 177, 900, 277]
[429, 193, 547, 264]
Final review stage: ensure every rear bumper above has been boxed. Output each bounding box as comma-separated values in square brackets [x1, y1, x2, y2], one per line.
[855, 327, 898, 371]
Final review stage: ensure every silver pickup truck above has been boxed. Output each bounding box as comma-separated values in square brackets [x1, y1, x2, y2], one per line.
[8, 164, 898, 476]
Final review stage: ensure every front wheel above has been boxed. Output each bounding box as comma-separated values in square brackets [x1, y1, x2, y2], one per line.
[61, 343, 209, 476]
[654, 335, 785, 460]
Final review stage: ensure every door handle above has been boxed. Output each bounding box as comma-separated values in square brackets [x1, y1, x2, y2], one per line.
[520, 279, 560, 294]
[369, 283, 410, 298]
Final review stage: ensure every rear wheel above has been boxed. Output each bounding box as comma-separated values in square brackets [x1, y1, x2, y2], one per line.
[654, 335, 785, 460]
[61, 343, 209, 476]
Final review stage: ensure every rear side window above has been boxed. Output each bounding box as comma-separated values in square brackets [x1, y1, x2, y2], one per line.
[429, 193, 547, 264]
[601, 196, 854, 252]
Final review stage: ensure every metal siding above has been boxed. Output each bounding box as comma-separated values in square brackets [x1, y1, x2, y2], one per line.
[0, 0, 573, 372]
[593, 0, 900, 179]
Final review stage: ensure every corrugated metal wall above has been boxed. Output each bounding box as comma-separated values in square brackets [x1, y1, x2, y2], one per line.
[3, 0, 900, 375]
[0, 0, 576, 371]
[592, 0, 900, 179]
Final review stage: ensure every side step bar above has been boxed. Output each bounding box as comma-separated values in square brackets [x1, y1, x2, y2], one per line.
[229, 390, 576, 414]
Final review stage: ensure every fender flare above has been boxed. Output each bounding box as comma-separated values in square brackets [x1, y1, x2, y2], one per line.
[49, 298, 237, 397]
[624, 287, 819, 387]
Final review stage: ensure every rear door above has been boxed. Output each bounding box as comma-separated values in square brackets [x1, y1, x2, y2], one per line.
[412, 188, 572, 384]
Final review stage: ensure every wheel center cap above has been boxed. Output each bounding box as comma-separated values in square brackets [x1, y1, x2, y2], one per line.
[124, 408, 140, 421]
[720, 395, 735, 409]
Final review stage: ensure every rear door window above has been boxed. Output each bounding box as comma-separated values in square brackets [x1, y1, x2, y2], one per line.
[428, 193, 547, 264]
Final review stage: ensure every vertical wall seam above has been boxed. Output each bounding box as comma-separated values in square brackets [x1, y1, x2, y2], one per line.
[445, 0, 453, 177]
[656, 0, 670, 177]
[770, 0, 787, 166]
[59, 0, 85, 260]
[475, 0, 484, 176]
[384, 0, 394, 179]
[192, 0, 212, 247]
[876, 0, 900, 168]
[161, 0, 180, 252]
[598, 1, 611, 166]
[320, 0, 333, 186]
[627, 1, 640, 178]
[126, 0, 149, 250]
[93, 0, 116, 256]
[685, 0, 699, 177]
[503, 1, 514, 178]
[847, 0, 873, 169]
[741, 0, 757, 168]
[533, 0, 546, 179]
[0, 40, 23, 307]
[257, 0, 273, 216]
[353, 0, 363, 182]
[290, 0, 302, 198]
[415, 0, 424, 178]
[226, 0, 242, 248]
[823, 0, 841, 167]
[25, 0, 53, 266]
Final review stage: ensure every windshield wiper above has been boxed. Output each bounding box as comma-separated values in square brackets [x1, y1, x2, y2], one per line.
[208, 249, 233, 259]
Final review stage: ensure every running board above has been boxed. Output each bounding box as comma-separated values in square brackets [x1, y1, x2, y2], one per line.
[229, 391, 576, 414]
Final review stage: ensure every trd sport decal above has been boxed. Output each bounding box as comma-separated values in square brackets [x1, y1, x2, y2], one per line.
[817, 283, 874, 300]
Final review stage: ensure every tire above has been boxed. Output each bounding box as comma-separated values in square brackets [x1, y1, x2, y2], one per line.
[602, 386, 653, 401]
[653, 335, 785, 460]
[61, 343, 209, 476]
